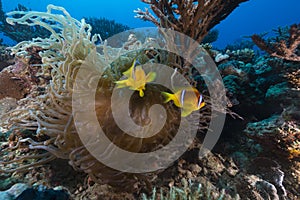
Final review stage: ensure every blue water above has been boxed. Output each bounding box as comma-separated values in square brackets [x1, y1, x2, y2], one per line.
[1, 0, 300, 48]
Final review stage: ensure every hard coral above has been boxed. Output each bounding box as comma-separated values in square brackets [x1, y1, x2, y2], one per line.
[252, 24, 300, 62]
[0, 1, 51, 43]
[0, 70, 29, 99]
[85, 17, 130, 40]
[0, 46, 14, 70]
[135, 0, 248, 43]
[286, 69, 300, 90]
[245, 111, 300, 161]
[0, 45, 49, 101]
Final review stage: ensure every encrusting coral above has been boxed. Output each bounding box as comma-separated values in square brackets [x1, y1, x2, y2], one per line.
[0, 46, 14, 70]
[0, 4, 216, 192]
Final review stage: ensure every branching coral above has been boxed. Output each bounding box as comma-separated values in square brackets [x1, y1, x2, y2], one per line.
[134, 0, 248, 43]
[286, 69, 300, 90]
[0, 1, 51, 43]
[0, 0, 131, 45]
[252, 24, 300, 62]
[134, 0, 249, 115]
[85, 17, 130, 40]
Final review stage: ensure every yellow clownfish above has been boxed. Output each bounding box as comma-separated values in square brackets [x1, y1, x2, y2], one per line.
[115, 59, 156, 97]
[162, 87, 206, 117]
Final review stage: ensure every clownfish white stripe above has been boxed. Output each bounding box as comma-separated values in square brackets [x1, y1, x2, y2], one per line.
[198, 94, 203, 108]
[180, 89, 186, 106]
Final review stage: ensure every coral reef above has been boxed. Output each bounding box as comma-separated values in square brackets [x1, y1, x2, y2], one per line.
[0, 46, 14, 70]
[142, 179, 228, 200]
[0, 4, 138, 191]
[0, 183, 29, 200]
[226, 48, 255, 64]
[286, 68, 300, 90]
[0, 49, 47, 101]
[0, 0, 131, 45]
[245, 113, 300, 160]
[0, 2, 299, 200]
[0, 69, 29, 99]
[0, 4, 215, 193]
[243, 111, 300, 198]
[225, 39, 255, 51]
[0, 182, 69, 200]
[0, 1, 51, 43]
[252, 24, 300, 61]
[85, 17, 130, 40]
[135, 0, 248, 43]
[15, 187, 70, 200]
[209, 24, 300, 199]
[202, 29, 219, 44]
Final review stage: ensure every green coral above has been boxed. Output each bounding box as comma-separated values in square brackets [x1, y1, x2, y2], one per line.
[265, 82, 289, 101]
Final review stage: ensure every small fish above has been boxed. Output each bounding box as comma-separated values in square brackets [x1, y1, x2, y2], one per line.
[162, 87, 205, 117]
[115, 59, 156, 97]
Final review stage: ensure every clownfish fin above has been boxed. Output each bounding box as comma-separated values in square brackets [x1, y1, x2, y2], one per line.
[115, 79, 128, 88]
[139, 89, 144, 97]
[181, 109, 193, 117]
[123, 59, 137, 77]
[199, 102, 205, 109]
[145, 71, 156, 82]
[161, 92, 174, 103]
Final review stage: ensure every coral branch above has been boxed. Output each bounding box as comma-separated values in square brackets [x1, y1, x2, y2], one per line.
[0, 1, 51, 43]
[252, 24, 300, 62]
[135, 0, 248, 43]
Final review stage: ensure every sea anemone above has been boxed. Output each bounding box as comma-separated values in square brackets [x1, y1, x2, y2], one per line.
[0, 5, 218, 192]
